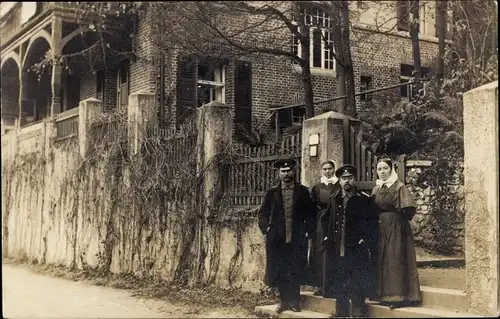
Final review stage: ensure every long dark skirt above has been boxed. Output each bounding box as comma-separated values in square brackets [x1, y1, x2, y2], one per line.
[307, 218, 325, 287]
[376, 211, 421, 303]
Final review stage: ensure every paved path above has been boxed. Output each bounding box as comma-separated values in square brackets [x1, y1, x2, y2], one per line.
[2, 264, 183, 318]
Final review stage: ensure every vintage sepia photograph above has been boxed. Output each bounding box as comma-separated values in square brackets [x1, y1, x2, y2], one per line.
[1, 1, 498, 318]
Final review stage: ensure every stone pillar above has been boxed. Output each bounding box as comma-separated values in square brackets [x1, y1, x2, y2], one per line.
[78, 98, 103, 157]
[127, 92, 156, 156]
[463, 80, 499, 317]
[301, 111, 360, 188]
[197, 101, 233, 203]
[50, 16, 63, 116]
[196, 101, 233, 282]
[18, 79, 29, 128]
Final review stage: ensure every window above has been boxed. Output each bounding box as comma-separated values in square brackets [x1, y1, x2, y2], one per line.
[434, 1, 447, 38]
[117, 63, 129, 108]
[360, 76, 372, 101]
[400, 64, 413, 100]
[176, 56, 226, 124]
[292, 6, 335, 71]
[292, 106, 306, 124]
[400, 64, 432, 100]
[397, 1, 410, 31]
[197, 58, 225, 107]
[356, 1, 367, 10]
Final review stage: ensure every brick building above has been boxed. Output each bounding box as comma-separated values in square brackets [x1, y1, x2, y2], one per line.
[1, 1, 443, 141]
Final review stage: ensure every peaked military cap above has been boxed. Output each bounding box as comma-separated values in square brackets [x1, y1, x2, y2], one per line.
[335, 164, 357, 178]
[273, 158, 297, 170]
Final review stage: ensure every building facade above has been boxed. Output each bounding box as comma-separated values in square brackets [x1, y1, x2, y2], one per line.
[1, 1, 442, 141]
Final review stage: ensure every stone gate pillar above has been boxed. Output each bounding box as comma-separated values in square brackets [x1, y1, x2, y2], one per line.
[301, 111, 360, 188]
[196, 101, 233, 282]
[463, 80, 499, 317]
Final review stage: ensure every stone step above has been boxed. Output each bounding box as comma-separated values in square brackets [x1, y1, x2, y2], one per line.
[365, 301, 480, 318]
[300, 292, 335, 314]
[255, 302, 479, 318]
[300, 286, 469, 314]
[417, 258, 465, 268]
[420, 286, 468, 313]
[255, 304, 331, 318]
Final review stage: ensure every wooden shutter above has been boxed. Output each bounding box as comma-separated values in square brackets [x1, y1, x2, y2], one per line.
[271, 108, 292, 129]
[176, 55, 197, 125]
[234, 60, 252, 137]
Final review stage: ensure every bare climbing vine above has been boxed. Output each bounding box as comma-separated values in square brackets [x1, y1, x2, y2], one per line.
[2, 106, 262, 289]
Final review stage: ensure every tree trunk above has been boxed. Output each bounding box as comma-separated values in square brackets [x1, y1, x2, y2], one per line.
[301, 28, 315, 119]
[294, 2, 315, 119]
[332, 9, 346, 114]
[335, 60, 346, 114]
[409, 0, 422, 97]
[436, 0, 447, 96]
[341, 0, 356, 117]
[302, 61, 315, 119]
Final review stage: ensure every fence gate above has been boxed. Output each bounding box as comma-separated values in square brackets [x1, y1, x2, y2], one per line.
[227, 132, 302, 207]
[342, 118, 405, 194]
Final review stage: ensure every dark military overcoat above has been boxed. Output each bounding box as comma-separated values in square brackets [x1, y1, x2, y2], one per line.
[320, 187, 377, 298]
[258, 182, 316, 287]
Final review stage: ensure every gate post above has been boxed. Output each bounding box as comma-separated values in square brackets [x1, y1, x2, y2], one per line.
[301, 111, 360, 188]
[196, 101, 233, 282]
[463, 80, 499, 316]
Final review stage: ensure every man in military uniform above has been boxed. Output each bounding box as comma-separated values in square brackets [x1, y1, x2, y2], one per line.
[258, 158, 316, 313]
[320, 164, 373, 317]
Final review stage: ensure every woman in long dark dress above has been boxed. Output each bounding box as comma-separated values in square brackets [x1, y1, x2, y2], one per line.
[371, 158, 421, 309]
[309, 160, 341, 296]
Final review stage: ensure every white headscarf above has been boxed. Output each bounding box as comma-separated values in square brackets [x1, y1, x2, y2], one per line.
[321, 175, 338, 185]
[376, 162, 399, 188]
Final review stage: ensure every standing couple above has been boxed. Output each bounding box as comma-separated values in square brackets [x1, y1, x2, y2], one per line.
[258, 158, 421, 317]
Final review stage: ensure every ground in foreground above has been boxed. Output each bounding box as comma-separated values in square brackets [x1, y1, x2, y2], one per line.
[2, 261, 277, 318]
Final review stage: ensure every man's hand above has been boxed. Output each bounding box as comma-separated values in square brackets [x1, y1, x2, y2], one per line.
[305, 233, 313, 239]
[358, 239, 365, 245]
[264, 226, 270, 235]
[323, 237, 328, 242]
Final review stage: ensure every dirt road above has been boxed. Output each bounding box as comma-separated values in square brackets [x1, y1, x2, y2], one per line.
[2, 264, 252, 318]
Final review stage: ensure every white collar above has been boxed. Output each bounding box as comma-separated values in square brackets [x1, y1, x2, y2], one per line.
[376, 170, 399, 188]
[321, 175, 338, 185]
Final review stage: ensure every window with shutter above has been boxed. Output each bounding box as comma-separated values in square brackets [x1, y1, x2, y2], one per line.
[176, 55, 226, 124]
[234, 60, 252, 137]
